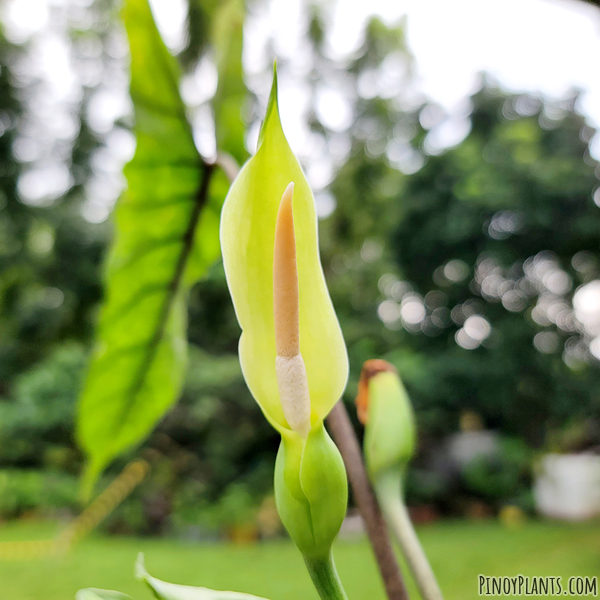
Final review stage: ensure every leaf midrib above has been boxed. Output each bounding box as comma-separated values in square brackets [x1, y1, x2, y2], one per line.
[113, 160, 215, 440]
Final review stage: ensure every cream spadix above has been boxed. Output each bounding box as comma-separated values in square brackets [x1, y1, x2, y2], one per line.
[274, 182, 311, 437]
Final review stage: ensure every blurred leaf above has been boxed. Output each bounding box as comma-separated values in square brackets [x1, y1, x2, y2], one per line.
[212, 0, 247, 165]
[135, 553, 270, 600]
[76, 590, 132, 600]
[77, 0, 223, 491]
[179, 0, 214, 70]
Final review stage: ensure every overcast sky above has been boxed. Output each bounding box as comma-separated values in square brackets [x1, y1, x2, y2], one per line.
[151, 0, 600, 157]
[6, 0, 598, 152]
[298, 0, 600, 156]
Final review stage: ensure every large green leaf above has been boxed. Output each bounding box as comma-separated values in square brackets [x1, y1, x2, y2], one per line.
[135, 554, 270, 600]
[77, 0, 224, 490]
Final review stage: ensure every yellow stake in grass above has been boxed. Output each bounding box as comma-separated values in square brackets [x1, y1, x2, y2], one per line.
[0, 459, 149, 561]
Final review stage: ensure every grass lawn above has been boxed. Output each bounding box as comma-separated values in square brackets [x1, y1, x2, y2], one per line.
[0, 519, 598, 599]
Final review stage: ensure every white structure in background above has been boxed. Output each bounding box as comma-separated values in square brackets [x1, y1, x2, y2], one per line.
[534, 454, 600, 520]
[574, 280, 600, 361]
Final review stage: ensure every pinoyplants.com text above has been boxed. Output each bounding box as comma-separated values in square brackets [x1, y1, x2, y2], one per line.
[478, 575, 597, 596]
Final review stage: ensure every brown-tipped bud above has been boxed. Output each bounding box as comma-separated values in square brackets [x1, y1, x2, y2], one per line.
[355, 359, 397, 425]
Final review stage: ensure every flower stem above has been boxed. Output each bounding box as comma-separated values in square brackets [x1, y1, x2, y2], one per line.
[327, 401, 409, 600]
[304, 553, 349, 600]
[375, 472, 444, 600]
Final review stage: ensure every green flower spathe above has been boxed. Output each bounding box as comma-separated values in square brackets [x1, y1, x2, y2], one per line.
[220, 69, 348, 435]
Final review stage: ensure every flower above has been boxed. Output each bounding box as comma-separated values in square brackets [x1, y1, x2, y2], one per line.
[220, 68, 348, 437]
[220, 67, 348, 569]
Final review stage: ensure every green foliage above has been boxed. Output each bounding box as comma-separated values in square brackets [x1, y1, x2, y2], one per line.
[544, 417, 600, 453]
[77, 0, 228, 490]
[404, 468, 449, 505]
[0, 469, 79, 519]
[387, 90, 600, 441]
[322, 84, 600, 447]
[173, 482, 258, 533]
[0, 23, 105, 387]
[0, 343, 85, 467]
[462, 437, 532, 503]
[165, 344, 276, 503]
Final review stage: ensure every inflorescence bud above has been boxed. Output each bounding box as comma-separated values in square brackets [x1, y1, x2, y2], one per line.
[356, 359, 416, 480]
[220, 66, 349, 570]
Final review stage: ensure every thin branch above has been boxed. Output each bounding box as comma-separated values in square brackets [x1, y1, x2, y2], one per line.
[327, 401, 410, 600]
